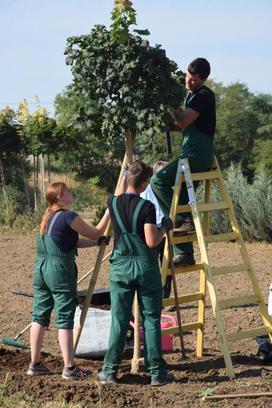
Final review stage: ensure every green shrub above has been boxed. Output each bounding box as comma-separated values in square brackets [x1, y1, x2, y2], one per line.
[72, 183, 107, 213]
[197, 163, 272, 241]
[0, 186, 29, 228]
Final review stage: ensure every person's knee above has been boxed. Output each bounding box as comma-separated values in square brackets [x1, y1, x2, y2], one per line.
[53, 294, 77, 329]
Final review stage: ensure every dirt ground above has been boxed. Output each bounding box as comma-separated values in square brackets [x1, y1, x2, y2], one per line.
[1, 231, 272, 407]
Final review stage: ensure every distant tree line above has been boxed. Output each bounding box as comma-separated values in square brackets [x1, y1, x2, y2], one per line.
[0, 80, 272, 207]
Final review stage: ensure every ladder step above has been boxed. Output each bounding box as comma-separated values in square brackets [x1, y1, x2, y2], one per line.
[163, 291, 204, 307]
[180, 170, 220, 182]
[206, 232, 237, 243]
[172, 233, 198, 244]
[162, 321, 203, 335]
[166, 263, 203, 275]
[212, 264, 247, 276]
[177, 201, 229, 214]
[172, 232, 238, 244]
[226, 327, 268, 343]
[219, 295, 259, 310]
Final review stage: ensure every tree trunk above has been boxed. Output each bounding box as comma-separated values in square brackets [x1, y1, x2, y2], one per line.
[20, 156, 31, 208]
[0, 158, 9, 211]
[47, 154, 51, 183]
[0, 158, 6, 188]
[33, 155, 38, 211]
[7, 158, 15, 187]
[40, 154, 46, 201]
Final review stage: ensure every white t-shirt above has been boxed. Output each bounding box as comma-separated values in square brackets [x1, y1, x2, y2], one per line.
[140, 184, 164, 226]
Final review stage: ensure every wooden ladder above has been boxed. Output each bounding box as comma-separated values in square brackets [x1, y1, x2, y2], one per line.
[161, 157, 272, 378]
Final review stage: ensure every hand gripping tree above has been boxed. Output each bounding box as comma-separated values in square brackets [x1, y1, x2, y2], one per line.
[65, 0, 185, 370]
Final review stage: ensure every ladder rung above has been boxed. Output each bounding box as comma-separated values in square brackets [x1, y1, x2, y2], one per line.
[163, 291, 204, 307]
[172, 233, 198, 244]
[226, 327, 268, 343]
[180, 170, 220, 182]
[212, 264, 247, 276]
[168, 263, 203, 274]
[206, 232, 237, 243]
[162, 322, 203, 335]
[219, 295, 259, 310]
[177, 202, 228, 213]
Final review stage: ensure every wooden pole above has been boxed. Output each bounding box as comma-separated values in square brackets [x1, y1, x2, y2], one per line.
[203, 391, 272, 401]
[73, 147, 130, 352]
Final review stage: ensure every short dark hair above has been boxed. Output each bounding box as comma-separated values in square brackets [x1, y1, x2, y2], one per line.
[127, 161, 153, 189]
[188, 58, 211, 80]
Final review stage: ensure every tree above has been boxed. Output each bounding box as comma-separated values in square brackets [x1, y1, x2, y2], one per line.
[17, 100, 57, 207]
[64, 5, 184, 153]
[54, 88, 124, 189]
[0, 107, 21, 188]
[207, 81, 272, 177]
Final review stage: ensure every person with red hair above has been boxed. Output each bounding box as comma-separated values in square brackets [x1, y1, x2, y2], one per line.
[27, 182, 110, 380]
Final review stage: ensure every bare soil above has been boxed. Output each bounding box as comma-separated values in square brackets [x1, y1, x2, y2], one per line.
[1, 232, 272, 407]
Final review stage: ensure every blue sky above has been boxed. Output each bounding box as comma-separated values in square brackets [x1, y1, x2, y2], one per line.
[0, 0, 271, 116]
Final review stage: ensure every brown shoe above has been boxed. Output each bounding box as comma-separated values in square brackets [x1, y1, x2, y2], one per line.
[174, 218, 195, 236]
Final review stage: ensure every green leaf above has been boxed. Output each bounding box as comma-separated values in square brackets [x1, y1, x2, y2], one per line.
[133, 29, 150, 36]
[200, 387, 214, 397]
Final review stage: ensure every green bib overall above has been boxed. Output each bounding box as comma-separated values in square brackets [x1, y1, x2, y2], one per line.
[151, 120, 214, 255]
[102, 196, 166, 380]
[32, 233, 77, 329]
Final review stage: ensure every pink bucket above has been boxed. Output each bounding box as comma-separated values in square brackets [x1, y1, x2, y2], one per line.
[161, 314, 177, 352]
[129, 313, 176, 352]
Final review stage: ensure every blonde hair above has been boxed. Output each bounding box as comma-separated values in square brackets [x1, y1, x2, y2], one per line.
[40, 182, 68, 235]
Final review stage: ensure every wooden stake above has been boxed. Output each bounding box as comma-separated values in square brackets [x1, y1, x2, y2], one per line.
[73, 152, 129, 352]
[203, 391, 272, 401]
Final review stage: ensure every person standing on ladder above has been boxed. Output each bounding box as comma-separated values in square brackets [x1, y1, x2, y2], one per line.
[98, 161, 174, 386]
[151, 57, 216, 266]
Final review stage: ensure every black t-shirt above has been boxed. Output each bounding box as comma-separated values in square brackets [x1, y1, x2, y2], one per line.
[46, 210, 78, 253]
[108, 193, 156, 247]
[185, 85, 216, 135]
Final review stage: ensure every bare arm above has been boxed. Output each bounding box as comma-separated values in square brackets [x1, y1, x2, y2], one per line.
[77, 238, 98, 248]
[171, 107, 199, 129]
[144, 223, 166, 248]
[70, 209, 110, 240]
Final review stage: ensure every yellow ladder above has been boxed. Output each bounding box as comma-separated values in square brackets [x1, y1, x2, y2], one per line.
[161, 157, 272, 378]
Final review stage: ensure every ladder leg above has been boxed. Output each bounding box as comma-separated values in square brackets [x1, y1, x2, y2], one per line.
[196, 268, 206, 357]
[215, 161, 272, 344]
[196, 179, 211, 357]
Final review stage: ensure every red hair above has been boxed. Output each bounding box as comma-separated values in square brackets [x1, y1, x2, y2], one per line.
[40, 182, 68, 235]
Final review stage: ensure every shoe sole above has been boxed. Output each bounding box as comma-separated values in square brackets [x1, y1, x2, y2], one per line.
[173, 230, 196, 237]
[27, 371, 50, 376]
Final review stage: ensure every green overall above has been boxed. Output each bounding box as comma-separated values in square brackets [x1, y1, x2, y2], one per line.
[32, 233, 77, 329]
[151, 105, 214, 255]
[102, 196, 166, 380]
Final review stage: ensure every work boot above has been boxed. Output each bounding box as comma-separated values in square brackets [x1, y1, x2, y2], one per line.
[173, 253, 195, 266]
[151, 373, 175, 387]
[174, 217, 195, 236]
[97, 371, 118, 384]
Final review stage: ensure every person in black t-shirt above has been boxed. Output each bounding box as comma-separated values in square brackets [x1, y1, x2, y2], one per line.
[151, 58, 216, 266]
[98, 162, 174, 386]
[27, 182, 110, 381]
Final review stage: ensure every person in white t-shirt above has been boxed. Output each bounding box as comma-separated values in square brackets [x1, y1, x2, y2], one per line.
[141, 161, 172, 298]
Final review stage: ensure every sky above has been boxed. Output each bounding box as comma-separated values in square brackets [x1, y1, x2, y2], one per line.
[0, 0, 271, 116]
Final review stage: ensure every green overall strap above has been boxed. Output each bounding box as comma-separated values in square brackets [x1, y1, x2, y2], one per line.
[112, 196, 127, 233]
[132, 198, 145, 234]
